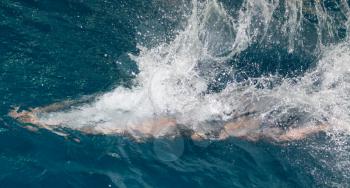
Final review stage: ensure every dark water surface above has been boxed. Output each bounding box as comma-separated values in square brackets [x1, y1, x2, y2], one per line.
[1, 0, 349, 187]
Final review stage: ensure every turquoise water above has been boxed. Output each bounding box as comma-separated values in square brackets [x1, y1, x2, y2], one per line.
[1, 0, 350, 187]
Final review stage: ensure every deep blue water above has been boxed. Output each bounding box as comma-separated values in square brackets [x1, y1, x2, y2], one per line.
[1, 0, 350, 187]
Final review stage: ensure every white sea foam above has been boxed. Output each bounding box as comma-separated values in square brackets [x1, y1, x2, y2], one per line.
[22, 0, 350, 185]
[33, 0, 350, 136]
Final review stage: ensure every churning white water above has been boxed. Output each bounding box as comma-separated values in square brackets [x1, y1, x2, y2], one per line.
[31, 1, 350, 177]
[34, 0, 349, 132]
[15, 0, 350, 183]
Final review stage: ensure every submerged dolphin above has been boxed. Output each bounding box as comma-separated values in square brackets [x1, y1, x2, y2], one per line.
[8, 100, 328, 142]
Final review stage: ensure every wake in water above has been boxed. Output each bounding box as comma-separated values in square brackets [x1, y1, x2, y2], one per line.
[9, 0, 350, 144]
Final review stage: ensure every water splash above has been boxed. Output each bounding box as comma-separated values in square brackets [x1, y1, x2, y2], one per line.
[23, 0, 350, 183]
[32, 0, 350, 135]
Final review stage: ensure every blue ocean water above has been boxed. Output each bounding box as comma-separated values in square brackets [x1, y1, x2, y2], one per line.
[1, 0, 350, 187]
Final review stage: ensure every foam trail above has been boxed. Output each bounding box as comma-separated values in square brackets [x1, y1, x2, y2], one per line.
[18, 0, 349, 135]
[7, 0, 350, 186]
[10, 2, 350, 177]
